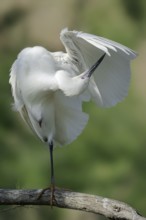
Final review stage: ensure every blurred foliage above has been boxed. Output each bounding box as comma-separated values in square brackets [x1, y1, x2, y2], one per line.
[0, 7, 27, 32]
[0, 0, 146, 220]
[122, 0, 144, 21]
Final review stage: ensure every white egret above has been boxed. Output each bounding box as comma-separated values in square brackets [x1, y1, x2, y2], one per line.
[9, 28, 137, 204]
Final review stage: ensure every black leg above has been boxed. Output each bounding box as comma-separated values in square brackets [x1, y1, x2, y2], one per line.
[49, 141, 55, 187]
[49, 141, 55, 206]
[37, 140, 56, 206]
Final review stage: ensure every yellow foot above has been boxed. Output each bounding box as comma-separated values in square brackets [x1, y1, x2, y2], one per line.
[37, 185, 57, 207]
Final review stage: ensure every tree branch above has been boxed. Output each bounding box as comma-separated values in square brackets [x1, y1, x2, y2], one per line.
[0, 188, 145, 220]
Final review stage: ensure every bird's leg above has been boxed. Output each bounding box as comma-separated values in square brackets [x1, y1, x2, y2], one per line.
[37, 141, 56, 206]
[49, 140, 56, 206]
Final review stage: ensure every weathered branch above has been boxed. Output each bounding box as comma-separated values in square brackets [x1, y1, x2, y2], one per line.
[0, 188, 145, 220]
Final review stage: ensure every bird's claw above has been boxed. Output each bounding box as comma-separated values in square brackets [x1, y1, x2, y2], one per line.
[37, 185, 57, 207]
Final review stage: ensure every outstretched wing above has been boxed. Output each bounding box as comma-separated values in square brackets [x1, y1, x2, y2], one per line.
[60, 28, 137, 107]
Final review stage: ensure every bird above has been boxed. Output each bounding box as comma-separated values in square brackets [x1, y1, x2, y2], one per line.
[9, 28, 137, 204]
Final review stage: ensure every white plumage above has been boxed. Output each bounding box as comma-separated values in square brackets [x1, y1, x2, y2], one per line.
[9, 28, 137, 147]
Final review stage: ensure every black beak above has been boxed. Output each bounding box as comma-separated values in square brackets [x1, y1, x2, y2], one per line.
[82, 53, 106, 79]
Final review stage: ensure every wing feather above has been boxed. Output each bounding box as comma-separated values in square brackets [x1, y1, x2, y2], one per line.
[54, 91, 89, 146]
[60, 28, 137, 107]
[9, 59, 38, 135]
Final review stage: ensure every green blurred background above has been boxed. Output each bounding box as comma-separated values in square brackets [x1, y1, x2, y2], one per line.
[0, 0, 146, 219]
